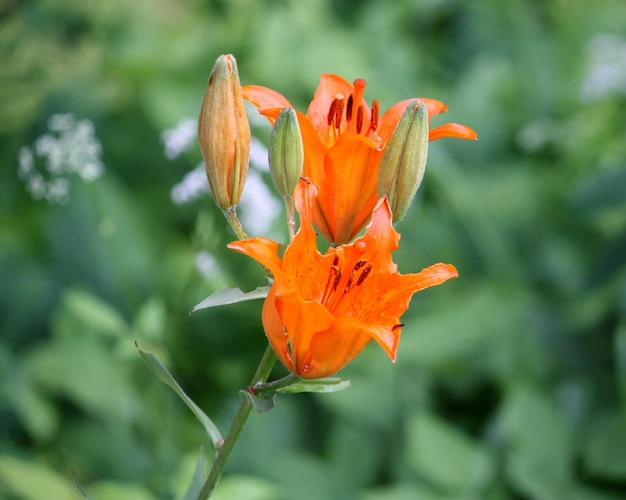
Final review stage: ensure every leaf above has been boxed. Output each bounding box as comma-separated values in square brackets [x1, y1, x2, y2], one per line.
[276, 378, 351, 394]
[190, 285, 270, 314]
[71, 470, 94, 500]
[182, 447, 205, 500]
[405, 411, 493, 494]
[0, 455, 76, 499]
[583, 411, 626, 480]
[136, 343, 223, 450]
[240, 390, 276, 414]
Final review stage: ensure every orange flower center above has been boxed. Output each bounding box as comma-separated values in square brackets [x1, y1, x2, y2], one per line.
[320, 252, 373, 312]
[325, 78, 380, 145]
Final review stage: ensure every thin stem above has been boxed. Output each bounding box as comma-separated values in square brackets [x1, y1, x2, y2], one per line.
[253, 373, 301, 394]
[284, 195, 296, 241]
[197, 345, 277, 499]
[223, 206, 248, 240]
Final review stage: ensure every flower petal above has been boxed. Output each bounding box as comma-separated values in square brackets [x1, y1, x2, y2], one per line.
[227, 237, 282, 276]
[429, 123, 478, 141]
[318, 134, 382, 244]
[377, 98, 448, 143]
[306, 74, 354, 139]
[242, 85, 293, 125]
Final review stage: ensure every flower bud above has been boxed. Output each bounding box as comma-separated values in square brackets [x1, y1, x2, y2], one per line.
[377, 100, 429, 222]
[268, 108, 303, 199]
[198, 54, 251, 210]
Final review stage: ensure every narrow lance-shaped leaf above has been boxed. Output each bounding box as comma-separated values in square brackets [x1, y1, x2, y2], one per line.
[182, 447, 206, 500]
[190, 284, 270, 315]
[136, 343, 223, 451]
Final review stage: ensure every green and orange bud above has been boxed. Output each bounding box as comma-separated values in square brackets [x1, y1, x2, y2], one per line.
[268, 108, 303, 199]
[377, 100, 429, 222]
[198, 54, 251, 210]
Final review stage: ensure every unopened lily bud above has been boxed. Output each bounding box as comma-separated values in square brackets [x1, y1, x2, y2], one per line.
[377, 100, 429, 222]
[268, 108, 303, 199]
[198, 54, 251, 210]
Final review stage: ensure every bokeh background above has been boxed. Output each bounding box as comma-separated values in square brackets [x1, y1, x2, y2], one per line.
[2, 0, 626, 498]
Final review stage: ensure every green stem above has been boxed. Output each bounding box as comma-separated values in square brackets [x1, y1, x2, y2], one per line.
[197, 345, 277, 499]
[284, 195, 296, 241]
[223, 206, 248, 240]
[253, 373, 301, 394]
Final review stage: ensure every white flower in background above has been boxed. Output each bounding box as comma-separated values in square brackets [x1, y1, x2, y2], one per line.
[238, 169, 282, 237]
[195, 250, 218, 279]
[17, 113, 104, 204]
[170, 164, 209, 204]
[161, 117, 197, 160]
[580, 34, 626, 100]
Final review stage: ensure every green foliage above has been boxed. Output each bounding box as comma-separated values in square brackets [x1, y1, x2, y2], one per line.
[2, 0, 626, 498]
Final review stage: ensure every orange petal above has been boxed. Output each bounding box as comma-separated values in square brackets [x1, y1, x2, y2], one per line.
[377, 98, 448, 143]
[227, 237, 282, 276]
[274, 288, 335, 378]
[319, 134, 381, 244]
[242, 85, 293, 125]
[429, 123, 478, 141]
[306, 74, 354, 137]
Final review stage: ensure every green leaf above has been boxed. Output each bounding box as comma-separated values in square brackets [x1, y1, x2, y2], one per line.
[240, 389, 276, 414]
[63, 289, 130, 338]
[182, 447, 206, 500]
[405, 411, 493, 494]
[0, 455, 76, 499]
[499, 386, 573, 499]
[71, 470, 94, 500]
[212, 475, 279, 500]
[136, 344, 223, 450]
[190, 284, 270, 314]
[583, 411, 626, 480]
[276, 377, 351, 394]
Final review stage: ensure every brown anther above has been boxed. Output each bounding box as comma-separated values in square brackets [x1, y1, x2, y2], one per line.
[368, 100, 379, 133]
[346, 95, 354, 122]
[332, 267, 342, 291]
[353, 260, 367, 271]
[356, 264, 372, 286]
[327, 99, 341, 126]
[334, 99, 344, 129]
[356, 105, 364, 134]
[392, 323, 405, 331]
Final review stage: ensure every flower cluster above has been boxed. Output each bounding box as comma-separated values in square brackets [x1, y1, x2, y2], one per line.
[198, 55, 476, 379]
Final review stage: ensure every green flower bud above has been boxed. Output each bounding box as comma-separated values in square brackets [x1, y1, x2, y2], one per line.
[377, 100, 429, 222]
[198, 54, 251, 210]
[268, 108, 304, 199]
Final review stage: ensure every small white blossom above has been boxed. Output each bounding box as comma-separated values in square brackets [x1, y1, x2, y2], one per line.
[580, 34, 626, 100]
[161, 118, 198, 160]
[18, 113, 104, 204]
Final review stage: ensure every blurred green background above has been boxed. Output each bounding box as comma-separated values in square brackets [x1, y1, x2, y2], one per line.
[2, 0, 626, 498]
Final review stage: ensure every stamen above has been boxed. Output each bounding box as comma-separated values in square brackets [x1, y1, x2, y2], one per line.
[354, 260, 367, 271]
[356, 106, 363, 134]
[392, 323, 404, 331]
[332, 268, 342, 291]
[368, 100, 379, 133]
[327, 99, 339, 126]
[322, 255, 341, 302]
[346, 95, 353, 122]
[356, 264, 372, 286]
[334, 99, 344, 129]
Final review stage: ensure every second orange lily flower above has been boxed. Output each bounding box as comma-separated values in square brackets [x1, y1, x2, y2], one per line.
[244, 74, 477, 245]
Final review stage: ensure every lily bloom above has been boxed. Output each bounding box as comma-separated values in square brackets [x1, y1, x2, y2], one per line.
[243, 74, 476, 245]
[228, 178, 458, 379]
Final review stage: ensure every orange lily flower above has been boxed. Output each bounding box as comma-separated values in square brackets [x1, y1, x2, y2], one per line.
[228, 178, 458, 379]
[243, 74, 476, 245]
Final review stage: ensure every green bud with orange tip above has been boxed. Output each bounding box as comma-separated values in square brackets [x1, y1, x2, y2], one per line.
[198, 54, 251, 210]
[268, 108, 304, 200]
[377, 100, 429, 222]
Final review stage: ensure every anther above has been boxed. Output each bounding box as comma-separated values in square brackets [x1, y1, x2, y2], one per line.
[346, 95, 353, 122]
[356, 264, 372, 286]
[356, 106, 364, 134]
[334, 99, 344, 129]
[368, 100, 379, 133]
[327, 99, 337, 126]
